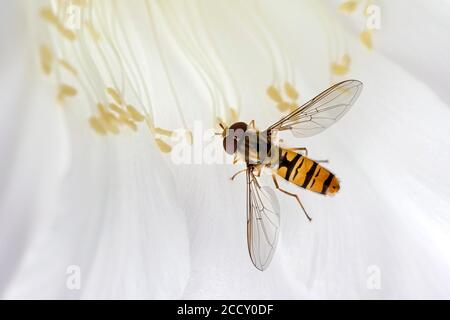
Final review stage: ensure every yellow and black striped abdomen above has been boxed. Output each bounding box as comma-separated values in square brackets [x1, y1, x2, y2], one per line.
[275, 149, 340, 196]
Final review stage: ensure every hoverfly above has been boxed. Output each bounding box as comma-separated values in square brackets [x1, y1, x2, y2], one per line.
[218, 80, 363, 271]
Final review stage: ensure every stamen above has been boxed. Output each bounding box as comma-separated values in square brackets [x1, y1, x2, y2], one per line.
[284, 82, 299, 101]
[360, 29, 373, 50]
[331, 54, 351, 75]
[57, 84, 77, 104]
[126, 105, 145, 122]
[58, 59, 78, 76]
[339, 1, 358, 14]
[155, 139, 172, 153]
[267, 85, 283, 103]
[39, 45, 53, 75]
[89, 116, 107, 135]
[107, 88, 123, 105]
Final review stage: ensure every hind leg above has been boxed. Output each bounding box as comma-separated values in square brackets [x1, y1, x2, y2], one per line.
[289, 147, 308, 157]
[286, 147, 328, 163]
[272, 174, 312, 222]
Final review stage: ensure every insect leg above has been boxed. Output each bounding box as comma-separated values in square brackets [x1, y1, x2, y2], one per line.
[248, 120, 256, 129]
[272, 174, 312, 222]
[283, 147, 328, 163]
[233, 154, 238, 164]
[230, 169, 247, 181]
[289, 147, 308, 157]
[253, 165, 263, 177]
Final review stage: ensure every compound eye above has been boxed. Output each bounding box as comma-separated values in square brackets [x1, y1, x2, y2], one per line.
[229, 122, 248, 137]
[223, 136, 238, 154]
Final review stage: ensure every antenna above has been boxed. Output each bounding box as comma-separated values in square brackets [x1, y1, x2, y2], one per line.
[215, 122, 227, 136]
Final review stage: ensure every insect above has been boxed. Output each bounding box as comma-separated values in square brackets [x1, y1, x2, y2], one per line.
[218, 80, 363, 271]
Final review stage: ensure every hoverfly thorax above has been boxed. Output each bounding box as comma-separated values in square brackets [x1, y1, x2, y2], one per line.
[223, 122, 276, 165]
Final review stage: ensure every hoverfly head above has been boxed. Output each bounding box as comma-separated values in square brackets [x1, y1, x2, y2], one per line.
[222, 122, 248, 155]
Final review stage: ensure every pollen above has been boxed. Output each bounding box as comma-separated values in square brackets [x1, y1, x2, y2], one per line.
[92, 102, 145, 135]
[101, 113, 120, 135]
[89, 116, 107, 135]
[229, 108, 239, 122]
[360, 29, 373, 50]
[40, 7, 58, 25]
[289, 103, 298, 111]
[96, 103, 120, 134]
[72, 0, 88, 7]
[331, 54, 351, 75]
[155, 138, 172, 154]
[186, 131, 193, 145]
[107, 88, 123, 105]
[109, 103, 128, 118]
[126, 105, 145, 122]
[57, 84, 77, 104]
[85, 21, 101, 42]
[40, 7, 76, 41]
[267, 85, 283, 103]
[154, 127, 173, 137]
[339, 0, 358, 14]
[58, 59, 78, 76]
[277, 102, 291, 112]
[97, 103, 108, 116]
[284, 82, 299, 100]
[121, 117, 138, 132]
[57, 24, 76, 41]
[39, 45, 53, 75]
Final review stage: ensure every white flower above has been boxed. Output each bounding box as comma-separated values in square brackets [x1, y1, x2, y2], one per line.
[1, 0, 450, 299]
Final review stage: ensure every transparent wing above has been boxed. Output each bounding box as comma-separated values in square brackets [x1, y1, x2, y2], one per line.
[267, 80, 363, 138]
[246, 167, 280, 271]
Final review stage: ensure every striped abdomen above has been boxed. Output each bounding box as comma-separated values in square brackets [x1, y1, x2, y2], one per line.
[275, 149, 340, 196]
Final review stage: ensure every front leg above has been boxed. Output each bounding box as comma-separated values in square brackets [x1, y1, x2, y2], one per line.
[230, 169, 246, 181]
[231, 164, 262, 181]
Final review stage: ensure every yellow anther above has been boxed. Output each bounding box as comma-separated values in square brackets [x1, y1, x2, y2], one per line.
[284, 82, 299, 100]
[121, 118, 138, 132]
[154, 127, 173, 137]
[230, 108, 239, 122]
[186, 131, 193, 145]
[109, 103, 128, 117]
[126, 105, 145, 122]
[57, 84, 77, 103]
[339, 0, 358, 14]
[277, 102, 291, 112]
[39, 45, 53, 75]
[89, 117, 107, 135]
[85, 21, 101, 42]
[57, 25, 76, 41]
[331, 54, 351, 75]
[107, 88, 123, 105]
[40, 7, 58, 25]
[59, 59, 78, 76]
[267, 85, 283, 103]
[360, 29, 373, 50]
[155, 139, 172, 154]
